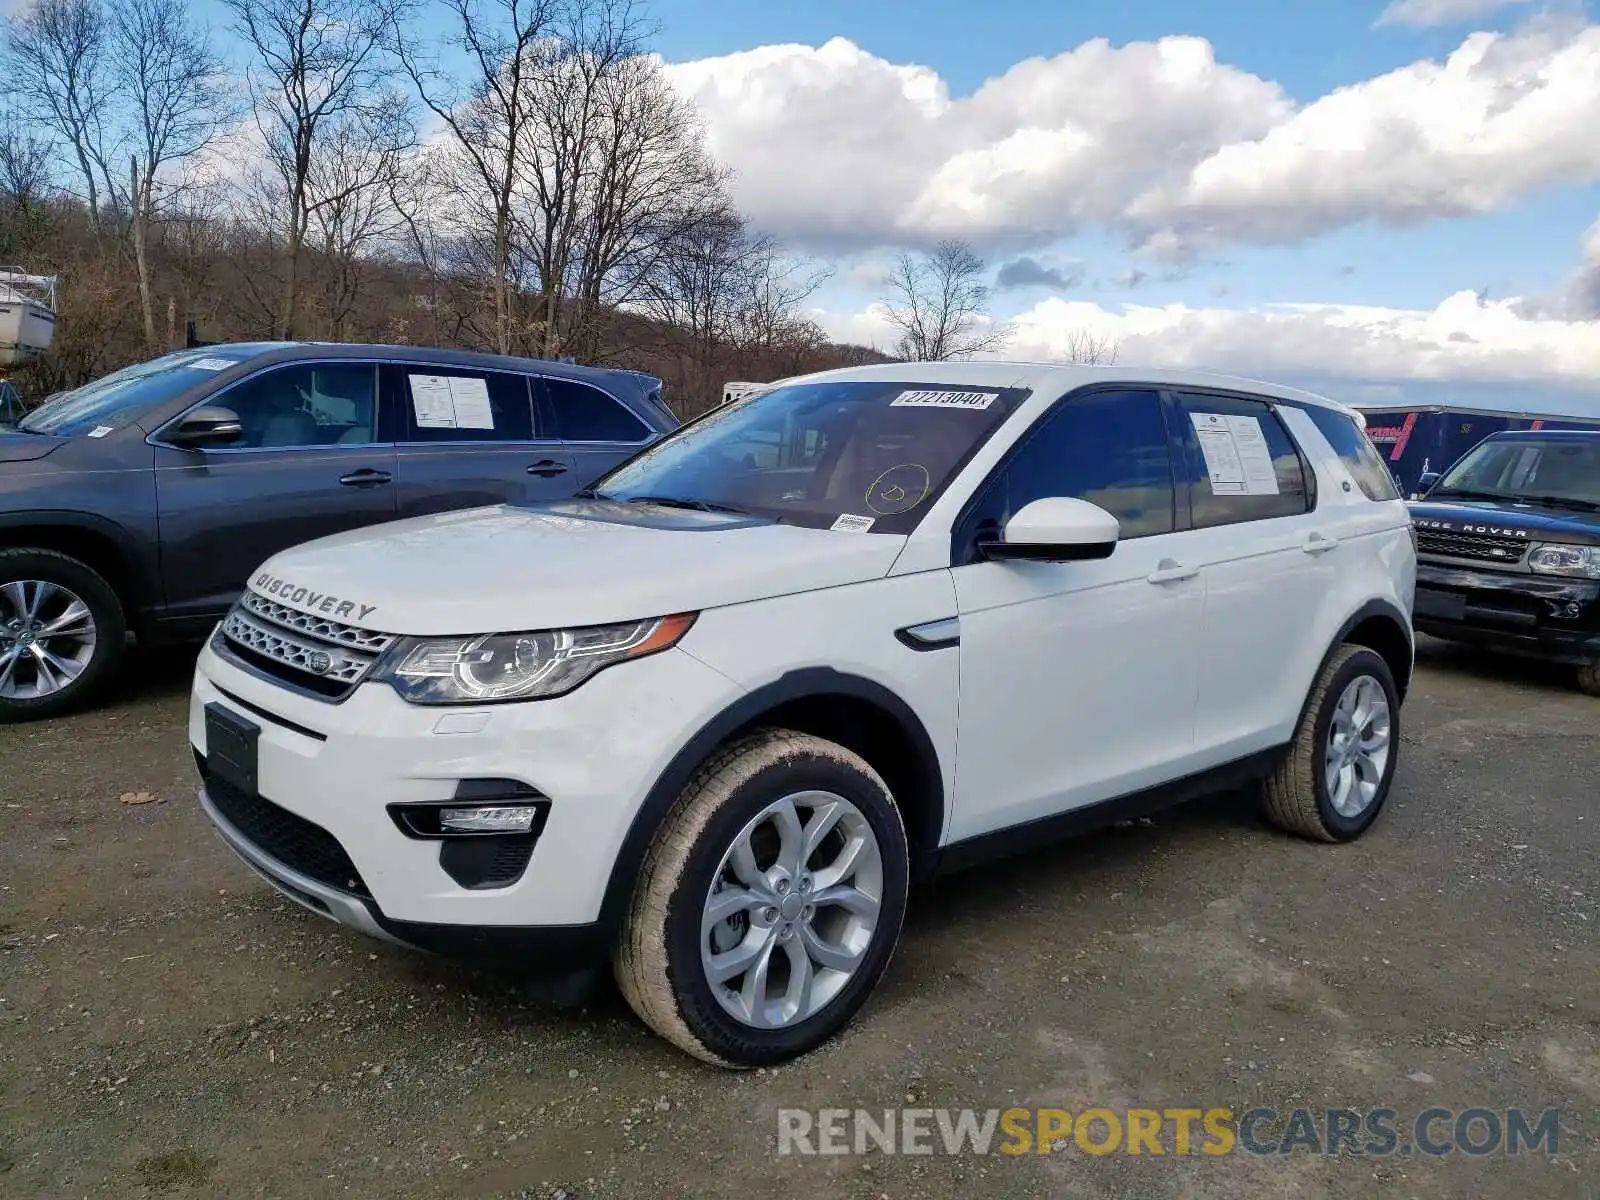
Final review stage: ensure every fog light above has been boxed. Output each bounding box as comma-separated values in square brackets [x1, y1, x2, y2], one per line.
[438, 805, 542, 834]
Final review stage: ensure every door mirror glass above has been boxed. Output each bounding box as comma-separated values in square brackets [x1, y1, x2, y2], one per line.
[168, 406, 243, 447]
[984, 496, 1120, 562]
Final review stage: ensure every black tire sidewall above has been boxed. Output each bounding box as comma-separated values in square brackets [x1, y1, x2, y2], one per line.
[0, 550, 126, 721]
[1308, 648, 1400, 841]
[662, 746, 910, 1066]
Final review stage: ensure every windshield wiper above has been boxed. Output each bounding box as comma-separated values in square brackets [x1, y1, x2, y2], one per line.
[1427, 488, 1511, 503]
[1513, 494, 1600, 514]
[624, 494, 749, 515]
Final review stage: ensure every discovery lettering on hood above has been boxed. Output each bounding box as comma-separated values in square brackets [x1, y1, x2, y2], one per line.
[253, 572, 377, 621]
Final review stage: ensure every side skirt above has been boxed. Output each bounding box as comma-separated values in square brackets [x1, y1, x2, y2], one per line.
[932, 746, 1287, 877]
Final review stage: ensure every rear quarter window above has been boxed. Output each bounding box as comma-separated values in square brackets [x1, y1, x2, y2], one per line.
[1302, 405, 1401, 501]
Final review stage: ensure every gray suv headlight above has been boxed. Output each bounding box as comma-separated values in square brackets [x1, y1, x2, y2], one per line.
[377, 613, 697, 704]
[1527, 544, 1600, 580]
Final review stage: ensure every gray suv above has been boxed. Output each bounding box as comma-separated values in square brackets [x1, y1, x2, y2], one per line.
[0, 342, 676, 720]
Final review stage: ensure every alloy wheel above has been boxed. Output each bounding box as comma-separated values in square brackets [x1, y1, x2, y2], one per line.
[1324, 673, 1392, 818]
[0, 579, 99, 701]
[700, 790, 884, 1029]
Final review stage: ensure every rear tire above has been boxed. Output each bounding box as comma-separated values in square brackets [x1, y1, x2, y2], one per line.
[615, 729, 909, 1068]
[1263, 644, 1399, 843]
[0, 548, 126, 723]
[1577, 663, 1600, 697]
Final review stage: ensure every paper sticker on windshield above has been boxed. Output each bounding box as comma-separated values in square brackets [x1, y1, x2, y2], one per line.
[890, 389, 998, 411]
[184, 356, 236, 371]
[831, 513, 876, 533]
[87, 425, 113, 438]
[1190, 412, 1280, 496]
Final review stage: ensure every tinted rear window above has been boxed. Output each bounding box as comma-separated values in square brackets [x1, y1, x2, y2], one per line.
[1303, 405, 1401, 501]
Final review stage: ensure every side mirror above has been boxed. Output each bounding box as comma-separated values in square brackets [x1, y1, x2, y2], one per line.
[1416, 471, 1441, 497]
[981, 497, 1120, 563]
[168, 406, 242, 448]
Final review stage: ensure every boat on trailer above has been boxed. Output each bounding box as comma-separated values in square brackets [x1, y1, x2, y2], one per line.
[0, 268, 57, 365]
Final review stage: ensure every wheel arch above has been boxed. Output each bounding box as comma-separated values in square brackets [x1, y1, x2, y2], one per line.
[598, 668, 946, 939]
[1334, 599, 1415, 702]
[0, 512, 153, 619]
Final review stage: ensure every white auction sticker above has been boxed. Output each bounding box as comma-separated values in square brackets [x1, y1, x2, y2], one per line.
[87, 425, 114, 438]
[408, 374, 497, 431]
[184, 356, 236, 371]
[1190, 412, 1280, 496]
[890, 389, 999, 411]
[830, 513, 876, 533]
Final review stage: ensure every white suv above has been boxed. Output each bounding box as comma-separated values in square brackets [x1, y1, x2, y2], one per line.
[189, 362, 1416, 1067]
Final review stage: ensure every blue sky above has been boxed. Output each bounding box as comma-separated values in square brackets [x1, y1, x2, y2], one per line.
[200, 0, 1600, 407]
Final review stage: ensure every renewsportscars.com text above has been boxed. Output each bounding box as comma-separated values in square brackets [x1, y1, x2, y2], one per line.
[776, 1106, 1561, 1158]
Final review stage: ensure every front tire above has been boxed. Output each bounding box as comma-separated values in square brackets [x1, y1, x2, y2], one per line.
[615, 729, 910, 1068]
[0, 548, 126, 723]
[1263, 644, 1400, 843]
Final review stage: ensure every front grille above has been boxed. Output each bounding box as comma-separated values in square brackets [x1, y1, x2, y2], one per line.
[1415, 529, 1529, 564]
[205, 772, 369, 897]
[219, 589, 394, 700]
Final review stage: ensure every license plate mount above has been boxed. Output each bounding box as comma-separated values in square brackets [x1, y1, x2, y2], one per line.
[204, 702, 260, 796]
[1415, 588, 1466, 621]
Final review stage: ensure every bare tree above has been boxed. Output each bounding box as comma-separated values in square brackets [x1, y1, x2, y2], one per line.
[108, 0, 229, 347]
[515, 0, 651, 358]
[880, 239, 1009, 361]
[392, 0, 560, 355]
[727, 237, 829, 355]
[547, 46, 730, 361]
[223, 0, 403, 338]
[0, 111, 56, 259]
[302, 97, 413, 338]
[4, 0, 118, 221]
[1060, 327, 1120, 365]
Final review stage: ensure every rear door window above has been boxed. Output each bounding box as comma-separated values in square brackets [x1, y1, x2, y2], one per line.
[390, 367, 538, 443]
[1172, 392, 1314, 528]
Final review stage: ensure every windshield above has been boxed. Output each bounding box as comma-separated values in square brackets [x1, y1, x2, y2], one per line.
[17, 348, 258, 437]
[590, 380, 1030, 533]
[1434, 437, 1600, 507]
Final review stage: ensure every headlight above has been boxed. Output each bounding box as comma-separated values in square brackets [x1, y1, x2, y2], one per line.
[1527, 544, 1600, 580]
[377, 613, 697, 704]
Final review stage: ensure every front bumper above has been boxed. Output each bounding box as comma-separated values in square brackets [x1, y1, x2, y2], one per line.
[200, 781, 611, 978]
[1414, 560, 1600, 665]
[188, 636, 741, 941]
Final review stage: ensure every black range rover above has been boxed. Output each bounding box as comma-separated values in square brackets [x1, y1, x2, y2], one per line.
[1408, 429, 1600, 694]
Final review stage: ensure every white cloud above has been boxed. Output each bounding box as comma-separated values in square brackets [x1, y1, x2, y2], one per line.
[665, 35, 1288, 251]
[809, 289, 1600, 391]
[1134, 21, 1600, 256]
[665, 23, 1600, 258]
[1373, 0, 1534, 30]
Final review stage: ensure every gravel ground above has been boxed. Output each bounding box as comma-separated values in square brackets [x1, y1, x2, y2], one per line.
[1, 638, 1596, 1198]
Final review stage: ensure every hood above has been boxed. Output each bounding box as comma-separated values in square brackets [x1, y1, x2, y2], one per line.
[249, 499, 908, 635]
[1408, 499, 1600, 547]
[0, 432, 65, 463]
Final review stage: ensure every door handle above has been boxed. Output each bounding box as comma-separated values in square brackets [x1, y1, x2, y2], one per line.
[527, 460, 570, 478]
[339, 469, 392, 487]
[1302, 532, 1340, 555]
[1146, 558, 1197, 585]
